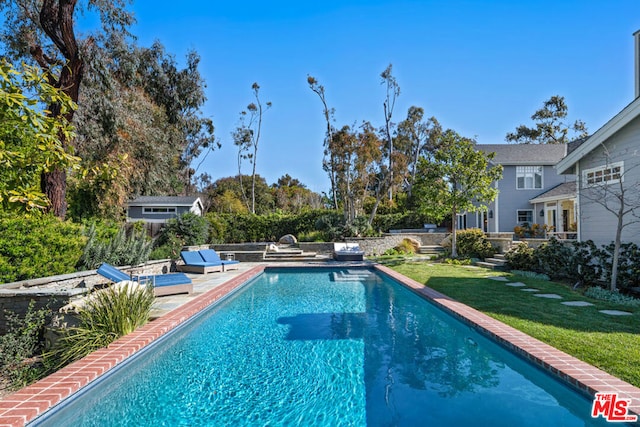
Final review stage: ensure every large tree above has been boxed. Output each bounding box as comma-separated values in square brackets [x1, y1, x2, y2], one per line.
[413, 130, 503, 257]
[395, 106, 442, 198]
[0, 0, 134, 218]
[307, 75, 338, 209]
[506, 95, 588, 144]
[68, 38, 217, 219]
[380, 64, 400, 200]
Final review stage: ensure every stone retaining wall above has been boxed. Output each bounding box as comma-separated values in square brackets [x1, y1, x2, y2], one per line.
[0, 259, 174, 334]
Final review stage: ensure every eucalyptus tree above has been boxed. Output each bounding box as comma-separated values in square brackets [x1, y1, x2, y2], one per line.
[413, 130, 502, 258]
[0, 0, 135, 218]
[307, 75, 338, 209]
[232, 83, 271, 214]
[380, 64, 400, 200]
[395, 106, 442, 197]
[68, 38, 218, 219]
[506, 95, 588, 144]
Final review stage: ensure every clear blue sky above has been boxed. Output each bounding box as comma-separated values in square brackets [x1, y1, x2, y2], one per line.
[126, 0, 640, 194]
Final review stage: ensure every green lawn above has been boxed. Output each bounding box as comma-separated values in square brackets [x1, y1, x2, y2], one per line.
[386, 260, 640, 388]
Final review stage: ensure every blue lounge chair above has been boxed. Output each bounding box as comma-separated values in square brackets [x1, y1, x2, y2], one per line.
[97, 262, 193, 297]
[178, 251, 223, 274]
[199, 249, 240, 271]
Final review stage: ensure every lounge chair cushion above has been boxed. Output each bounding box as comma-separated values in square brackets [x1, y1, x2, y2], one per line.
[97, 263, 131, 283]
[199, 249, 239, 266]
[180, 251, 223, 267]
[97, 262, 192, 286]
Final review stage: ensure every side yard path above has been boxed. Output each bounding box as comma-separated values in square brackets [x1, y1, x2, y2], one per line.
[389, 261, 640, 390]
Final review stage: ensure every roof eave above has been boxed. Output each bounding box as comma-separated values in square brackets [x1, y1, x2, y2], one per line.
[556, 97, 640, 174]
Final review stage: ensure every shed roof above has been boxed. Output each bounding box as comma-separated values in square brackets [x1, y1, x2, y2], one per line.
[476, 144, 568, 165]
[128, 196, 201, 207]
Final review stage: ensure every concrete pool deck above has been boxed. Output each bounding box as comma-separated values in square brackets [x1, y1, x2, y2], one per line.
[1, 262, 640, 425]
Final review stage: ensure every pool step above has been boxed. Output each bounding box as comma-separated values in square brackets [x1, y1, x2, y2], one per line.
[332, 270, 379, 282]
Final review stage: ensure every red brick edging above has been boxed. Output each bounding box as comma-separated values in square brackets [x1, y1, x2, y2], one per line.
[2, 263, 639, 426]
[374, 264, 640, 416]
[0, 265, 266, 427]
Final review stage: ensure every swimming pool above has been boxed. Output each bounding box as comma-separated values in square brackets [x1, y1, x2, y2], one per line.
[31, 267, 620, 426]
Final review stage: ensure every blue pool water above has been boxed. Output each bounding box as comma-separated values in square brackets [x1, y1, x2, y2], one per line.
[35, 268, 615, 426]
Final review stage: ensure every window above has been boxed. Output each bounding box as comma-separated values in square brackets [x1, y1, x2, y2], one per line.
[516, 166, 543, 189]
[583, 162, 623, 186]
[517, 210, 533, 223]
[143, 207, 177, 214]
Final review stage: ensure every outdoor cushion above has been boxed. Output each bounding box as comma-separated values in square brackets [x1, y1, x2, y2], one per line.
[180, 251, 223, 267]
[199, 249, 240, 269]
[97, 262, 192, 286]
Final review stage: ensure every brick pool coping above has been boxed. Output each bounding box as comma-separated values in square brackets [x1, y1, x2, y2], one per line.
[1, 263, 639, 425]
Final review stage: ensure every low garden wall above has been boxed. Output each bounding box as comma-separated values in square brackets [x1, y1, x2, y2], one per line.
[0, 259, 174, 334]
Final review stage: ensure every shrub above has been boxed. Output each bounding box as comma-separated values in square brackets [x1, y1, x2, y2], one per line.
[77, 223, 152, 269]
[504, 242, 536, 271]
[395, 238, 420, 254]
[584, 286, 640, 307]
[456, 228, 495, 259]
[596, 242, 640, 291]
[510, 270, 550, 280]
[0, 214, 85, 283]
[0, 301, 51, 389]
[46, 282, 154, 372]
[534, 238, 574, 280]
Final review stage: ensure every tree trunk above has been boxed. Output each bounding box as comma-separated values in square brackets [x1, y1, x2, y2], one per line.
[450, 210, 458, 258]
[37, 0, 84, 218]
[610, 204, 625, 291]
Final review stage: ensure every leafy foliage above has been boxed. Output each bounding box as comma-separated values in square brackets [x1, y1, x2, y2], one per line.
[584, 287, 640, 307]
[77, 223, 152, 270]
[413, 129, 502, 257]
[0, 60, 78, 213]
[152, 213, 209, 258]
[505, 95, 588, 144]
[513, 222, 552, 238]
[0, 215, 85, 283]
[0, 301, 50, 389]
[455, 228, 495, 259]
[46, 282, 154, 372]
[504, 242, 536, 271]
[596, 242, 640, 291]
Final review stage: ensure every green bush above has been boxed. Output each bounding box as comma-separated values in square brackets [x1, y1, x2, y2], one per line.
[153, 213, 209, 257]
[0, 301, 50, 389]
[534, 238, 574, 280]
[456, 228, 495, 259]
[46, 282, 155, 372]
[504, 242, 536, 271]
[0, 215, 85, 283]
[596, 242, 640, 291]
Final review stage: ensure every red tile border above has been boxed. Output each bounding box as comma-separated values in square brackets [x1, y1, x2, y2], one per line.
[0, 265, 265, 427]
[2, 263, 638, 426]
[374, 264, 640, 416]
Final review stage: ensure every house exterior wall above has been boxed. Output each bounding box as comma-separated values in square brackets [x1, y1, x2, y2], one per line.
[462, 164, 570, 233]
[576, 115, 640, 246]
[127, 204, 198, 223]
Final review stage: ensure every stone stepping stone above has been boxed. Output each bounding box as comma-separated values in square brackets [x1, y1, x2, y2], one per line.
[599, 310, 633, 316]
[561, 301, 594, 307]
[521, 288, 540, 292]
[488, 276, 509, 281]
[534, 293, 563, 299]
[505, 282, 526, 287]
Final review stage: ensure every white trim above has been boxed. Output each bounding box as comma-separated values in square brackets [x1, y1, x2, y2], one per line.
[582, 161, 624, 186]
[516, 209, 534, 223]
[516, 166, 544, 190]
[556, 97, 640, 174]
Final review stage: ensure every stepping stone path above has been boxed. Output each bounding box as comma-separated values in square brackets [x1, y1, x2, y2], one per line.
[520, 288, 540, 292]
[505, 282, 526, 287]
[533, 293, 563, 299]
[562, 301, 594, 307]
[599, 310, 633, 316]
[488, 276, 509, 282]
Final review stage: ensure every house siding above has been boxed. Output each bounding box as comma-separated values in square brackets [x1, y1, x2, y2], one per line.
[577, 115, 640, 246]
